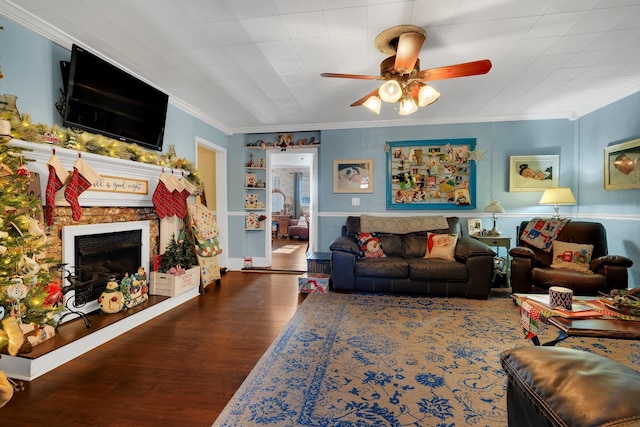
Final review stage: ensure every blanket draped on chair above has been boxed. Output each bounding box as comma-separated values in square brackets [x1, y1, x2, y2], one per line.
[520, 217, 570, 252]
[360, 215, 449, 234]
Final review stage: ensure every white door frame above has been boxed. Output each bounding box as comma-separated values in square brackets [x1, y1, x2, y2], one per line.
[194, 136, 228, 267]
[266, 147, 318, 266]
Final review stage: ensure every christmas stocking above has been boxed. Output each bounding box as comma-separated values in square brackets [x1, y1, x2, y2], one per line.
[152, 172, 172, 219]
[64, 157, 100, 221]
[169, 174, 187, 218]
[45, 154, 69, 226]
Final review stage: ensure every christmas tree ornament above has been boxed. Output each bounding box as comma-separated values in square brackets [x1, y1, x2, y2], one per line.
[45, 153, 69, 226]
[64, 156, 100, 221]
[16, 159, 31, 178]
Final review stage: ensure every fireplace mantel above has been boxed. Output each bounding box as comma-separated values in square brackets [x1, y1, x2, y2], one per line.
[11, 139, 189, 207]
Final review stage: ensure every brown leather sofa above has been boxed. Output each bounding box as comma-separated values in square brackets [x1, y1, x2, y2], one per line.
[329, 216, 496, 298]
[500, 346, 640, 427]
[509, 220, 633, 295]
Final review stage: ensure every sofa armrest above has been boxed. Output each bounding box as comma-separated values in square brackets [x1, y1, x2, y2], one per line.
[590, 254, 634, 271]
[454, 238, 495, 262]
[509, 246, 537, 262]
[329, 235, 360, 256]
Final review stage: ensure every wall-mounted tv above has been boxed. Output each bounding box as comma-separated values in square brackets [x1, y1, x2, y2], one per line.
[63, 44, 168, 152]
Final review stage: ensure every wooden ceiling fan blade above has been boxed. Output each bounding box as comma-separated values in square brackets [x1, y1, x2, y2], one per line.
[351, 89, 380, 107]
[419, 59, 492, 81]
[394, 32, 425, 73]
[321, 72, 383, 80]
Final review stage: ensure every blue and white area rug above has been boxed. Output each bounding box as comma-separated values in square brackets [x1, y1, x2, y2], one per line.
[214, 293, 640, 426]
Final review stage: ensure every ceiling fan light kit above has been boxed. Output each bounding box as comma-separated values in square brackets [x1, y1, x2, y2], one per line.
[321, 24, 491, 116]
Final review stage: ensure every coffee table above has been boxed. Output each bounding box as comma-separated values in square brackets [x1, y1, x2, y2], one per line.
[513, 293, 640, 346]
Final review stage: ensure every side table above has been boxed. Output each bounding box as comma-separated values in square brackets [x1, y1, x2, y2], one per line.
[472, 235, 511, 285]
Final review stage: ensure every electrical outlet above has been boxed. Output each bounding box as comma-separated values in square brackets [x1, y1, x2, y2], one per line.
[352, 197, 360, 206]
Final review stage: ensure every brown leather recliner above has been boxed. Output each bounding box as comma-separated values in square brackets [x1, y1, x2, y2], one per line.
[509, 220, 633, 295]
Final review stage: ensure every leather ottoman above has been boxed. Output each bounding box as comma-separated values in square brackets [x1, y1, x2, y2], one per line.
[500, 346, 640, 427]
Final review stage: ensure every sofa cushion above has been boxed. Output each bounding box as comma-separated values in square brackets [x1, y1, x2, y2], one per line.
[355, 257, 408, 278]
[550, 240, 593, 273]
[380, 234, 403, 257]
[356, 232, 386, 259]
[531, 266, 606, 293]
[403, 233, 427, 257]
[407, 258, 467, 281]
[425, 232, 458, 261]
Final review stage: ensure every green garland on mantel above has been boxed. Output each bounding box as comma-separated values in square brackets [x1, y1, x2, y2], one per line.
[1, 109, 202, 187]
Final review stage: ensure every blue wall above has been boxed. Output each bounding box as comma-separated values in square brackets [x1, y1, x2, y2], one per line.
[3, 15, 639, 286]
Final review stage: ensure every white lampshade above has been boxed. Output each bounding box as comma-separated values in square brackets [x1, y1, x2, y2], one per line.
[399, 97, 418, 115]
[484, 200, 505, 236]
[483, 200, 505, 214]
[418, 85, 440, 106]
[378, 80, 402, 103]
[362, 95, 382, 114]
[539, 187, 576, 218]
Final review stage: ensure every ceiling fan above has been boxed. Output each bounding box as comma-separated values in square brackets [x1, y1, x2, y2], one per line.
[321, 25, 492, 115]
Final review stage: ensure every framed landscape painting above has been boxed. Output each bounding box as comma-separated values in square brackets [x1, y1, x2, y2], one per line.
[333, 159, 374, 193]
[509, 155, 559, 192]
[604, 138, 640, 190]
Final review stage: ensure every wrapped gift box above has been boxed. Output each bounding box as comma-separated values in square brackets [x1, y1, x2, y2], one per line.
[149, 266, 200, 297]
[298, 273, 330, 293]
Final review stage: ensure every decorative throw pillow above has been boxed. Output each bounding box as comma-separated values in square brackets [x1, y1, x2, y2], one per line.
[425, 233, 458, 261]
[550, 241, 594, 273]
[355, 232, 386, 259]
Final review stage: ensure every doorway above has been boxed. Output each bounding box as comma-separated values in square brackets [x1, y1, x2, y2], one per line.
[195, 136, 228, 268]
[267, 148, 317, 270]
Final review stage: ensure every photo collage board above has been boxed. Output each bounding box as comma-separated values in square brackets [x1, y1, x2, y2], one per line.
[386, 139, 476, 210]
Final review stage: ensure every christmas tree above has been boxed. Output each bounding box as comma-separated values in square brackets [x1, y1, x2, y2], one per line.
[0, 118, 63, 356]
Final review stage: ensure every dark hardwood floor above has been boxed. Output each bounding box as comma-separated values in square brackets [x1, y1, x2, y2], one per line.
[271, 237, 308, 271]
[1, 271, 307, 426]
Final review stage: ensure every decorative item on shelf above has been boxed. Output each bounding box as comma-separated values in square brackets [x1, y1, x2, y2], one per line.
[258, 214, 267, 229]
[246, 152, 254, 167]
[539, 187, 576, 218]
[245, 193, 258, 208]
[98, 278, 125, 314]
[120, 267, 149, 309]
[245, 212, 259, 229]
[245, 172, 257, 187]
[258, 158, 265, 168]
[256, 180, 266, 188]
[484, 200, 505, 236]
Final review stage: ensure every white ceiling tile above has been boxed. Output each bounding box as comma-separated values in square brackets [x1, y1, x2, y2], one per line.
[259, 40, 301, 61]
[282, 11, 328, 38]
[320, 0, 367, 9]
[224, 0, 279, 19]
[201, 20, 253, 45]
[241, 16, 290, 42]
[545, 33, 601, 54]
[567, 6, 638, 34]
[273, 0, 322, 14]
[323, 7, 368, 35]
[525, 11, 588, 38]
[178, 0, 236, 23]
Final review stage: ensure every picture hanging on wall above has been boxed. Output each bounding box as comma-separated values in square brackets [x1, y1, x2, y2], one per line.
[386, 139, 476, 210]
[509, 155, 559, 192]
[603, 138, 640, 190]
[333, 159, 374, 193]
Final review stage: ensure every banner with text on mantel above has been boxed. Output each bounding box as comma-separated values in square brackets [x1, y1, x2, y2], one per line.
[90, 175, 149, 195]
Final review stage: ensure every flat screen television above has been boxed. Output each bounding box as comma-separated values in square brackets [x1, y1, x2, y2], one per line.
[63, 44, 168, 151]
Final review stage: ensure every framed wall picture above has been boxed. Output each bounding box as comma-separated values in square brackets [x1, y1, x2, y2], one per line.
[386, 139, 476, 209]
[604, 138, 640, 190]
[333, 159, 374, 193]
[468, 218, 483, 236]
[509, 155, 559, 192]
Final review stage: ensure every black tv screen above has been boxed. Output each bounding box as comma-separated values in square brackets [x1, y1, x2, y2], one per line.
[63, 44, 168, 151]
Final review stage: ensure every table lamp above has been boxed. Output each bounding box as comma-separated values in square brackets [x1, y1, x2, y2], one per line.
[484, 200, 505, 236]
[539, 188, 576, 218]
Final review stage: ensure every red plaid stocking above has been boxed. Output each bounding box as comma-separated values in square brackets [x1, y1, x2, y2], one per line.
[152, 172, 172, 219]
[64, 157, 100, 221]
[45, 154, 69, 226]
[169, 174, 187, 219]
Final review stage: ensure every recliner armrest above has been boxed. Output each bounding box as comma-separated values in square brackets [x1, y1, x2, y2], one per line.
[330, 235, 360, 256]
[590, 254, 634, 271]
[454, 238, 495, 262]
[509, 246, 537, 262]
